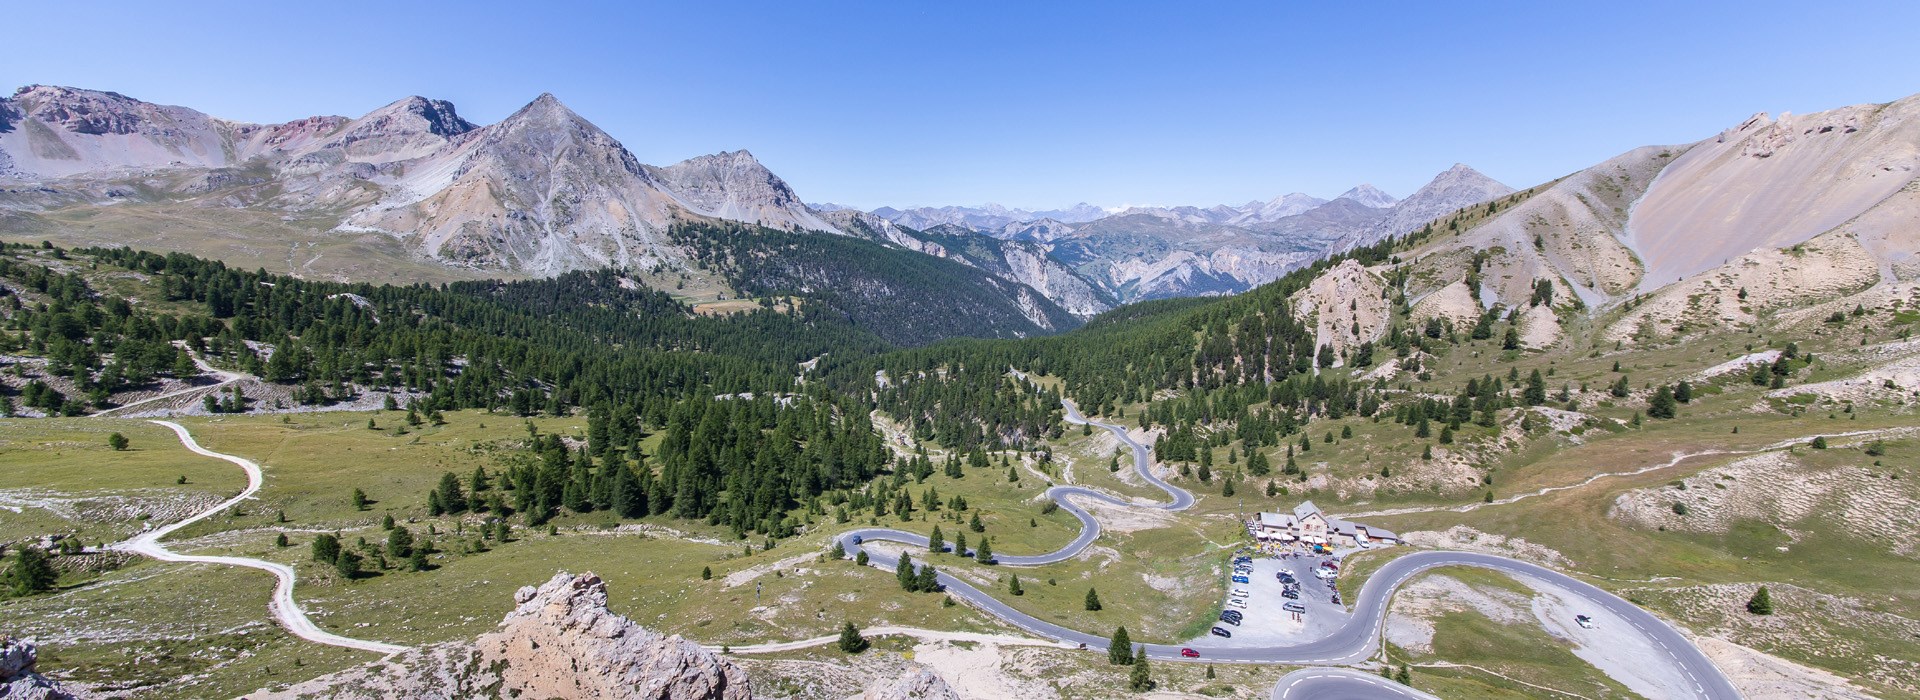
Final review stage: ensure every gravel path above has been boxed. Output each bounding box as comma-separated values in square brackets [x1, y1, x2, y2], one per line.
[109, 419, 409, 656]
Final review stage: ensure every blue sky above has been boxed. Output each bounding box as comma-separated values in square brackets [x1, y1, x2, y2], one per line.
[7, 1, 1917, 209]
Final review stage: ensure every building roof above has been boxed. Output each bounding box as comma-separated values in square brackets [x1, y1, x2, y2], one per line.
[1360, 525, 1400, 541]
[1292, 500, 1323, 520]
[1258, 511, 1297, 528]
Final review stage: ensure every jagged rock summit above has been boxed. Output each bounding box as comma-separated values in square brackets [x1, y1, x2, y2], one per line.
[0, 637, 74, 700]
[252, 571, 752, 700]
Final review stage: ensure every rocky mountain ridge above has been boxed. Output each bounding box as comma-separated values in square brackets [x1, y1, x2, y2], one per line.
[1291, 92, 1920, 366]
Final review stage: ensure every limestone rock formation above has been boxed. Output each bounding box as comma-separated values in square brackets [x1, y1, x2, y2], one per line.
[0, 638, 75, 700]
[252, 572, 751, 700]
[860, 666, 961, 700]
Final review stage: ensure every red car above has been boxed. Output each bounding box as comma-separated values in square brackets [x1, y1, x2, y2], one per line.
[1180, 648, 1200, 658]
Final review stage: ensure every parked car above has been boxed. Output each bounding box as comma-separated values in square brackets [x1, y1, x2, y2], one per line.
[1220, 610, 1243, 622]
[1218, 615, 1240, 626]
[1229, 589, 1250, 598]
[1281, 589, 1299, 599]
[1210, 627, 1232, 638]
[1233, 556, 1252, 564]
[851, 535, 862, 545]
[1231, 575, 1250, 584]
[1575, 615, 1594, 629]
[1181, 648, 1201, 658]
[1227, 599, 1248, 609]
[1282, 602, 1306, 614]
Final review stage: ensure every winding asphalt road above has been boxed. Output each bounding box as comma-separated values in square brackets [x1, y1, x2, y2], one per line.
[1271, 668, 1439, 700]
[836, 399, 1741, 699]
[109, 420, 409, 656]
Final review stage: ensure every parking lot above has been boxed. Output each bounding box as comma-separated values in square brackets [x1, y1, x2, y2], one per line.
[1191, 551, 1352, 647]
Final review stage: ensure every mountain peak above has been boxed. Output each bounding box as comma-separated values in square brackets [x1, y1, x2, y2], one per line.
[1334, 184, 1398, 209]
[363, 95, 474, 137]
[505, 92, 580, 124]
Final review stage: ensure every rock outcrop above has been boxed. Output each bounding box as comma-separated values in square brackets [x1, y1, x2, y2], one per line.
[860, 666, 961, 700]
[0, 638, 75, 700]
[252, 572, 751, 700]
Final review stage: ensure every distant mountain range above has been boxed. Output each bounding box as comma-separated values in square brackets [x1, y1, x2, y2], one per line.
[0, 83, 1514, 339]
[850, 166, 1513, 303]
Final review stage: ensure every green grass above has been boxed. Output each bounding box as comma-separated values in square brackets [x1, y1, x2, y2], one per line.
[0, 418, 241, 544]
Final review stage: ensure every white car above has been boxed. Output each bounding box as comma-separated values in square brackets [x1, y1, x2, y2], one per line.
[1229, 589, 1250, 598]
[1575, 615, 1595, 629]
[1226, 599, 1249, 609]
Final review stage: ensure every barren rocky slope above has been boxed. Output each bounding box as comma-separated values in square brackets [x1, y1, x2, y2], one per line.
[1288, 91, 1920, 356]
[0, 86, 840, 277]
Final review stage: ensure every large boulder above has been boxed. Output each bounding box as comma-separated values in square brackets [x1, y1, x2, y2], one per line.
[0, 637, 76, 700]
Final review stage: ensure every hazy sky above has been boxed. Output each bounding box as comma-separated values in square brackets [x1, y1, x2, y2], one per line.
[8, 1, 1917, 209]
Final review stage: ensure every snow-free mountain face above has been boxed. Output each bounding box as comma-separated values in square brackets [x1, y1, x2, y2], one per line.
[0, 87, 852, 277]
[1334, 184, 1398, 209]
[648, 149, 839, 234]
[863, 166, 1506, 304]
[1291, 92, 1920, 360]
[0, 85, 256, 178]
[868, 202, 1106, 232]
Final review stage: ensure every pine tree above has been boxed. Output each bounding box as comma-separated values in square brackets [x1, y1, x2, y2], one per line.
[275, 533, 290, 547]
[969, 513, 985, 533]
[385, 526, 414, 558]
[1648, 385, 1677, 419]
[974, 537, 994, 564]
[333, 550, 362, 580]
[107, 432, 129, 451]
[1008, 574, 1023, 596]
[311, 533, 340, 563]
[408, 548, 429, 572]
[830, 540, 846, 559]
[1222, 479, 1235, 497]
[837, 621, 869, 653]
[381, 513, 395, 530]
[1395, 664, 1411, 685]
[351, 488, 369, 511]
[915, 563, 939, 592]
[855, 550, 869, 566]
[1085, 587, 1103, 611]
[436, 472, 468, 514]
[701, 566, 713, 580]
[1108, 626, 1132, 665]
[929, 525, 946, 553]
[1747, 586, 1774, 615]
[954, 532, 968, 558]
[1128, 647, 1154, 691]
[5, 545, 58, 595]
[896, 552, 915, 590]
